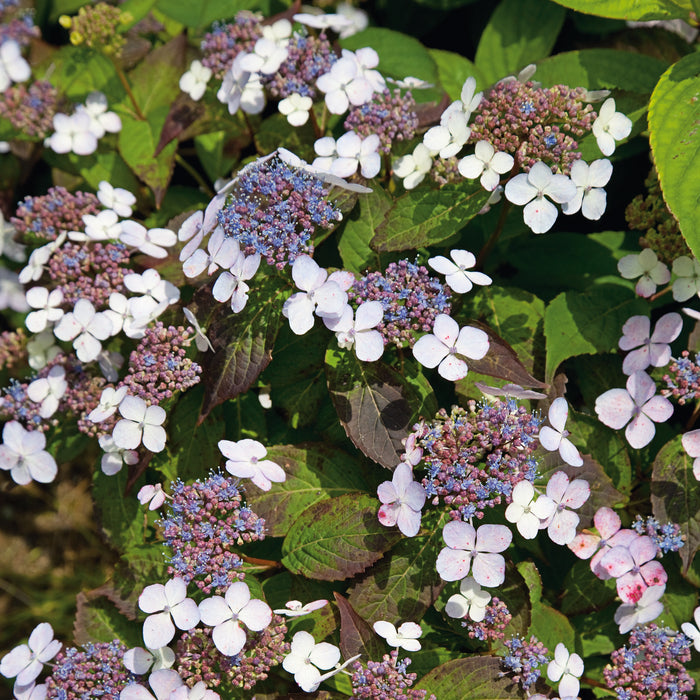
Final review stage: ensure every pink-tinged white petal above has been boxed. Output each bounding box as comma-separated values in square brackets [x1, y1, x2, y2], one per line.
[472, 552, 506, 587]
[170, 599, 200, 631]
[595, 388, 635, 429]
[198, 597, 231, 627]
[143, 612, 175, 649]
[559, 437, 583, 467]
[548, 398, 569, 433]
[412, 334, 449, 369]
[561, 479, 590, 508]
[437, 354, 468, 381]
[569, 533, 600, 559]
[436, 547, 472, 581]
[475, 524, 512, 553]
[548, 510, 580, 545]
[627, 370, 656, 405]
[642, 395, 673, 423]
[396, 507, 422, 537]
[683, 429, 700, 458]
[455, 326, 489, 359]
[238, 599, 272, 631]
[212, 619, 246, 656]
[538, 425, 561, 452]
[432, 314, 459, 346]
[523, 197, 558, 234]
[443, 520, 476, 549]
[625, 412, 656, 449]
[600, 545, 634, 578]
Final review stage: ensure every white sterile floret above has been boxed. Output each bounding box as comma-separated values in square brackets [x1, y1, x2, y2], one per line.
[614, 583, 665, 634]
[124, 269, 180, 308]
[178, 210, 206, 260]
[445, 576, 492, 621]
[98, 349, 123, 384]
[113, 395, 167, 453]
[98, 434, 139, 476]
[505, 480, 556, 539]
[672, 255, 700, 301]
[316, 53, 374, 114]
[183, 308, 214, 352]
[458, 141, 514, 191]
[617, 248, 670, 298]
[239, 38, 288, 75]
[293, 12, 354, 34]
[25, 287, 64, 333]
[282, 631, 341, 693]
[77, 91, 122, 138]
[138, 484, 167, 511]
[0, 210, 26, 262]
[71, 208, 123, 243]
[0, 39, 31, 91]
[324, 301, 384, 362]
[217, 54, 266, 115]
[48, 112, 98, 156]
[183, 226, 240, 279]
[27, 330, 61, 370]
[212, 252, 261, 313]
[682, 606, 700, 651]
[26, 366, 67, 419]
[138, 578, 200, 649]
[428, 249, 492, 294]
[412, 314, 489, 381]
[97, 181, 136, 218]
[282, 255, 347, 335]
[123, 645, 175, 675]
[504, 161, 577, 234]
[179, 59, 212, 101]
[53, 298, 112, 363]
[592, 97, 632, 156]
[349, 47, 385, 92]
[543, 471, 590, 545]
[538, 397, 584, 467]
[424, 104, 471, 159]
[199, 581, 272, 656]
[19, 233, 66, 285]
[387, 76, 434, 90]
[261, 18, 292, 45]
[273, 599, 328, 617]
[218, 438, 285, 491]
[373, 621, 422, 652]
[105, 292, 152, 338]
[120, 220, 177, 258]
[89, 385, 128, 423]
[0, 268, 28, 313]
[313, 132, 380, 179]
[393, 143, 433, 190]
[278, 93, 313, 126]
[561, 158, 612, 220]
[619, 313, 682, 375]
[0, 421, 57, 485]
[120, 668, 185, 700]
[547, 643, 584, 698]
[336, 2, 369, 37]
[0, 622, 61, 686]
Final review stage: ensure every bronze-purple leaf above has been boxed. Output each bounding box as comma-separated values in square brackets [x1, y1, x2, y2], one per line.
[333, 593, 385, 661]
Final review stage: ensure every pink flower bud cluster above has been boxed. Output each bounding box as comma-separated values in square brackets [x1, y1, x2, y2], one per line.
[603, 624, 694, 700]
[200, 13, 263, 80]
[12, 186, 100, 242]
[160, 472, 266, 594]
[175, 616, 288, 691]
[348, 259, 452, 348]
[351, 650, 436, 699]
[464, 597, 511, 642]
[410, 400, 542, 521]
[662, 350, 700, 405]
[0, 81, 61, 138]
[470, 80, 596, 174]
[121, 322, 201, 405]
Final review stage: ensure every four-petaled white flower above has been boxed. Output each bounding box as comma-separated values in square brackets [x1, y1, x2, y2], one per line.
[199, 581, 272, 656]
[592, 97, 632, 156]
[393, 143, 433, 190]
[424, 104, 471, 159]
[123, 645, 175, 675]
[25, 287, 64, 333]
[412, 314, 489, 381]
[239, 38, 288, 75]
[120, 221, 177, 259]
[139, 578, 200, 649]
[261, 18, 292, 45]
[614, 583, 665, 634]
[436, 521, 512, 586]
[273, 599, 328, 617]
[217, 54, 265, 115]
[504, 161, 577, 234]
[444, 576, 492, 621]
[313, 132, 381, 179]
[212, 252, 261, 313]
[0, 40, 31, 91]
[179, 60, 212, 101]
[547, 643, 584, 698]
[293, 12, 354, 34]
[53, 298, 113, 363]
[428, 249, 492, 294]
[182, 227, 240, 279]
[218, 438, 285, 491]
[324, 300, 385, 362]
[183, 308, 214, 352]
[279, 93, 313, 126]
[48, 111, 98, 156]
[538, 397, 583, 467]
[373, 621, 422, 651]
[97, 181, 136, 218]
[337, 2, 369, 37]
[123, 269, 180, 310]
[77, 91, 121, 138]
[27, 330, 61, 371]
[618, 313, 682, 375]
[89, 385, 128, 423]
[119, 668, 185, 700]
[377, 462, 426, 537]
[618, 248, 670, 298]
[595, 370, 673, 449]
[282, 631, 341, 693]
[70, 209, 123, 243]
[0, 622, 61, 686]
[282, 255, 347, 335]
[26, 365, 67, 418]
[505, 480, 556, 539]
[19, 234, 66, 285]
[542, 471, 590, 545]
[682, 429, 700, 480]
[98, 434, 139, 475]
[113, 395, 167, 453]
[682, 605, 700, 652]
[561, 158, 612, 220]
[316, 53, 374, 114]
[672, 255, 700, 302]
[458, 141, 514, 191]
[138, 484, 167, 511]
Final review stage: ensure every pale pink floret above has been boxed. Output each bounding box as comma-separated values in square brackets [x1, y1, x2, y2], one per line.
[595, 370, 673, 449]
[617, 248, 670, 298]
[0, 622, 61, 686]
[599, 535, 668, 603]
[614, 583, 665, 634]
[139, 578, 200, 649]
[682, 429, 700, 480]
[119, 668, 184, 700]
[618, 313, 682, 375]
[373, 621, 422, 652]
[377, 462, 426, 537]
[435, 521, 511, 587]
[427, 249, 492, 294]
[218, 438, 285, 491]
[0, 420, 58, 485]
[542, 471, 590, 546]
[538, 397, 583, 467]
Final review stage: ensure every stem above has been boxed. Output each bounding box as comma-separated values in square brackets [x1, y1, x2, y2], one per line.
[243, 112, 258, 150]
[649, 285, 673, 302]
[320, 103, 328, 135]
[476, 199, 511, 268]
[309, 106, 323, 139]
[686, 400, 700, 430]
[114, 63, 145, 120]
[240, 555, 282, 570]
[175, 154, 215, 197]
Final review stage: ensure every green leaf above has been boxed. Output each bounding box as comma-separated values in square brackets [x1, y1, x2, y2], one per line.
[649, 52, 700, 260]
[246, 444, 366, 537]
[281, 493, 401, 581]
[429, 49, 487, 100]
[48, 46, 125, 103]
[543, 284, 646, 382]
[337, 183, 389, 274]
[348, 511, 448, 624]
[73, 591, 142, 647]
[194, 131, 238, 183]
[475, 0, 566, 85]
[255, 113, 316, 161]
[561, 560, 617, 616]
[341, 28, 438, 85]
[548, 0, 692, 20]
[651, 435, 700, 576]
[325, 346, 437, 468]
[371, 181, 490, 253]
[154, 0, 264, 27]
[415, 657, 526, 699]
[93, 467, 142, 553]
[412, 0, 480, 8]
